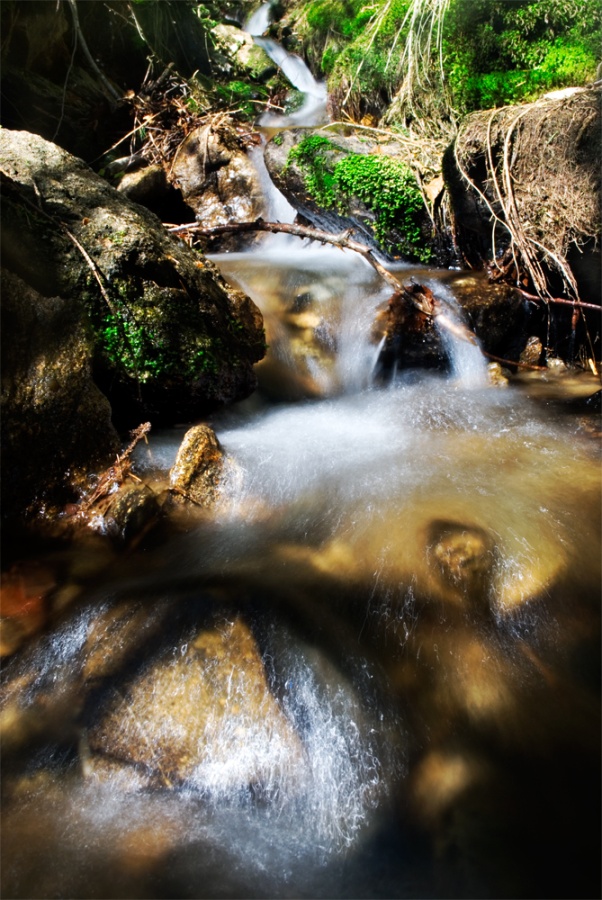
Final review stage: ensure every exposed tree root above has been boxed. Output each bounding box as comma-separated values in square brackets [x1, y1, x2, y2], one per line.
[452, 86, 601, 303]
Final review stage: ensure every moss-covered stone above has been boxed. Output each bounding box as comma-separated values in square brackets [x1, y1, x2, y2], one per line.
[0, 128, 266, 429]
[265, 127, 433, 262]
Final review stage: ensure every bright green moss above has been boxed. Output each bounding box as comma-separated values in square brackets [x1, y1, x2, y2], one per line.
[100, 309, 220, 381]
[334, 153, 428, 260]
[287, 135, 430, 261]
[286, 134, 341, 209]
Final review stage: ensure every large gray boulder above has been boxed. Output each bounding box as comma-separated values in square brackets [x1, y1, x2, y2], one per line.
[0, 128, 266, 430]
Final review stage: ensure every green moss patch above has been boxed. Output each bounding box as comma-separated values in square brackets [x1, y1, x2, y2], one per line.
[287, 135, 430, 261]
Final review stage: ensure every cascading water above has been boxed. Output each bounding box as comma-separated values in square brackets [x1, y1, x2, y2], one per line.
[2, 22, 600, 900]
[245, 2, 328, 128]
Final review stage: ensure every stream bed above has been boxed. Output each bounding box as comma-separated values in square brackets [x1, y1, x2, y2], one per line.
[1, 231, 600, 900]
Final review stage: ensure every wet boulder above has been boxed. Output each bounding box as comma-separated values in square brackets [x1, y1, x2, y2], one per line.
[101, 483, 161, 547]
[171, 119, 266, 231]
[0, 127, 265, 431]
[372, 282, 448, 375]
[168, 424, 226, 508]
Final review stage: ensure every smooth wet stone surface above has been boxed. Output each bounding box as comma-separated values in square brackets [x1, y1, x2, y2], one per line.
[168, 424, 225, 508]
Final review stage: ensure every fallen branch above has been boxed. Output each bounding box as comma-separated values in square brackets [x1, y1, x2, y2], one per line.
[169, 217, 404, 291]
[167, 218, 478, 345]
[80, 422, 151, 512]
[516, 288, 601, 312]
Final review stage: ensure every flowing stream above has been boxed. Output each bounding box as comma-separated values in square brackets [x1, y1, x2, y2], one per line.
[2, 19, 601, 900]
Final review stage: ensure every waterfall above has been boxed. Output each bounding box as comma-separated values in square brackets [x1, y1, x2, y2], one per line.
[245, 2, 272, 37]
[428, 281, 489, 388]
[244, 2, 328, 128]
[247, 143, 296, 223]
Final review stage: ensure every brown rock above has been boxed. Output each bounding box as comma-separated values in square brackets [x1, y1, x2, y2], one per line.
[171, 120, 266, 228]
[102, 483, 161, 546]
[116, 164, 169, 207]
[169, 424, 225, 508]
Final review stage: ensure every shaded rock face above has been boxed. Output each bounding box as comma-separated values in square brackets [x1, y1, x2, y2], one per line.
[0, 269, 119, 524]
[0, 128, 265, 429]
[171, 121, 266, 231]
[88, 615, 303, 792]
[445, 273, 531, 360]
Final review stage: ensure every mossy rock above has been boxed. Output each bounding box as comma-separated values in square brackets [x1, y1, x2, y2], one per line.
[264, 127, 433, 262]
[0, 128, 266, 428]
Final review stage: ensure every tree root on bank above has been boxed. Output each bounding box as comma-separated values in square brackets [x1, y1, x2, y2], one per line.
[452, 86, 600, 307]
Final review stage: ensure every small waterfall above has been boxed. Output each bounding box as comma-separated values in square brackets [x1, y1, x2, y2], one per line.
[428, 281, 489, 388]
[245, 2, 272, 37]
[244, 2, 328, 128]
[256, 37, 328, 127]
[247, 142, 296, 223]
[4, 9, 600, 899]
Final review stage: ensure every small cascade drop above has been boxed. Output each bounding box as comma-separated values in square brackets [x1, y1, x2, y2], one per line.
[428, 282, 489, 388]
[247, 143, 295, 224]
[245, 2, 272, 37]
[244, 2, 328, 128]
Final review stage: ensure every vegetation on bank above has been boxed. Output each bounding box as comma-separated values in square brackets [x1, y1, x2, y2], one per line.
[286, 134, 430, 260]
[287, 0, 601, 124]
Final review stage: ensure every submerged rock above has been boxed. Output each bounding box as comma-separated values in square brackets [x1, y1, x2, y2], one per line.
[88, 616, 303, 792]
[426, 520, 496, 618]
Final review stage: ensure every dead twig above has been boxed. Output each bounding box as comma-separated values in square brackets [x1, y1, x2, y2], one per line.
[517, 288, 601, 312]
[81, 422, 151, 511]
